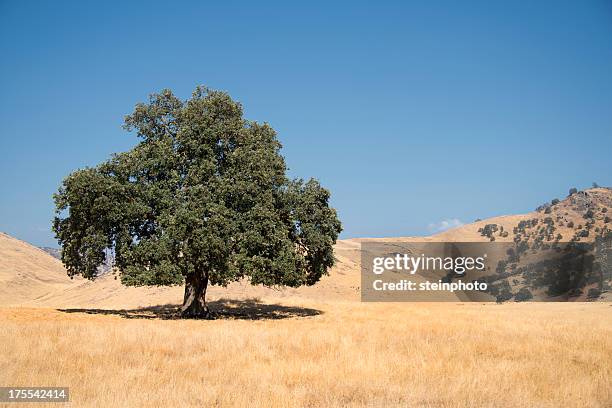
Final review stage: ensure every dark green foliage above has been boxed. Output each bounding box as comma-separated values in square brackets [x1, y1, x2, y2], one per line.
[514, 287, 533, 302]
[551, 198, 560, 205]
[495, 280, 513, 302]
[487, 284, 499, 296]
[587, 288, 601, 299]
[53, 87, 342, 315]
[543, 244, 595, 297]
[496, 259, 507, 274]
[568, 187, 578, 196]
[506, 247, 517, 262]
[516, 240, 529, 255]
[478, 224, 498, 239]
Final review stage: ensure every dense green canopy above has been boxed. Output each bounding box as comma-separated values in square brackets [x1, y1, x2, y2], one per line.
[53, 87, 342, 316]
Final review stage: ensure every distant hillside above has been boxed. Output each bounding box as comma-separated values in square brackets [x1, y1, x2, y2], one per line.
[39, 246, 115, 274]
[432, 187, 612, 301]
[39, 246, 61, 260]
[431, 187, 612, 243]
[333, 187, 611, 302]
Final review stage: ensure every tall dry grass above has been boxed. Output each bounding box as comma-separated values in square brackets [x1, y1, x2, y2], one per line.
[1, 300, 611, 407]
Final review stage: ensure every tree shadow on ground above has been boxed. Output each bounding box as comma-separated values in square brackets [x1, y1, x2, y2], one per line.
[58, 298, 323, 321]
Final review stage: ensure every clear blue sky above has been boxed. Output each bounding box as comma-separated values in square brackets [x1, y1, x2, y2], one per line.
[1, 1, 611, 247]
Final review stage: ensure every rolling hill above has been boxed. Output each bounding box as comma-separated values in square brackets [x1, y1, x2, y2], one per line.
[0, 232, 75, 306]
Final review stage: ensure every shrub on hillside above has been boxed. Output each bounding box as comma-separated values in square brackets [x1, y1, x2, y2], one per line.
[514, 287, 533, 302]
[496, 292, 513, 303]
[587, 288, 601, 299]
[479, 224, 498, 239]
[496, 282, 513, 303]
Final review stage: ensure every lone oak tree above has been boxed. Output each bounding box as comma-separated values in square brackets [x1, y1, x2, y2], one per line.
[53, 87, 342, 318]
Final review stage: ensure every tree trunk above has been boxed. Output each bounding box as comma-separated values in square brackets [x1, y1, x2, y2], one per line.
[181, 272, 210, 318]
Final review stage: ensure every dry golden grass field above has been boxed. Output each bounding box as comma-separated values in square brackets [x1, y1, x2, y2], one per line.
[1, 301, 611, 407]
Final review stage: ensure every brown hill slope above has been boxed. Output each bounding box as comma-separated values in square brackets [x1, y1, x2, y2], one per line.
[0, 232, 76, 305]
